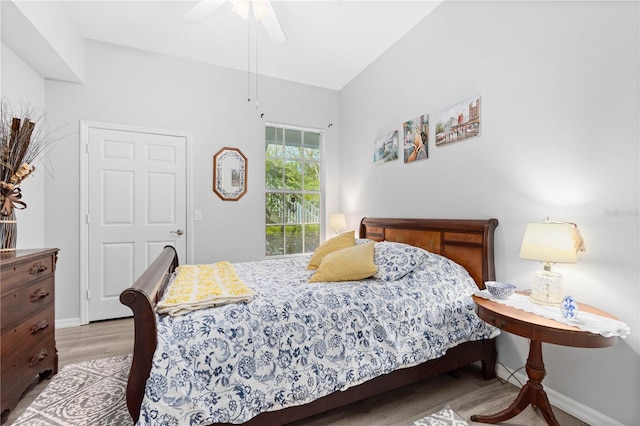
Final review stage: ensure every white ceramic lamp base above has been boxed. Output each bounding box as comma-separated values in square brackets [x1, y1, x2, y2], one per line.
[529, 270, 564, 306]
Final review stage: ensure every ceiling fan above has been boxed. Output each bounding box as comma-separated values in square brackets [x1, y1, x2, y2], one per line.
[183, 0, 287, 45]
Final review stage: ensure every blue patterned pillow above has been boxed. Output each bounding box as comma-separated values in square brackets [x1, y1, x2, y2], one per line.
[356, 238, 375, 245]
[373, 241, 430, 281]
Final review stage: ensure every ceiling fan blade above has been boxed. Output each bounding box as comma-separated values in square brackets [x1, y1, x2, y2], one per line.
[260, 1, 287, 45]
[183, 0, 226, 22]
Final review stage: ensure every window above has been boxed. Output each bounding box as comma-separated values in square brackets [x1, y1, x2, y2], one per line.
[265, 125, 321, 256]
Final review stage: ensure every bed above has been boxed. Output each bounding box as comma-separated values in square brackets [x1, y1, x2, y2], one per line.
[120, 217, 499, 425]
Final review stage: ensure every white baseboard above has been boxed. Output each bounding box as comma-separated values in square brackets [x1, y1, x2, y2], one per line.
[55, 317, 82, 329]
[495, 364, 623, 426]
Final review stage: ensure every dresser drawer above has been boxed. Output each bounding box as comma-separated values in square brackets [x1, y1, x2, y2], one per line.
[1, 303, 54, 363]
[1, 277, 54, 331]
[0, 253, 53, 294]
[1, 337, 56, 414]
[1, 334, 57, 378]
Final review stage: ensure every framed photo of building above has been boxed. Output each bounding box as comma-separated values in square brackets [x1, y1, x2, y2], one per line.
[435, 96, 481, 146]
[373, 130, 399, 165]
[403, 114, 428, 163]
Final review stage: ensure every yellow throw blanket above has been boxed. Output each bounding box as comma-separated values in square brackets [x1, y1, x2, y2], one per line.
[156, 261, 254, 316]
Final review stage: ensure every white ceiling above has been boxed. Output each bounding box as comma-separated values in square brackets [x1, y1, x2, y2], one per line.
[60, 1, 444, 90]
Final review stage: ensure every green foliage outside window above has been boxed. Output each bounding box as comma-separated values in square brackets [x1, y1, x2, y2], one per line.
[265, 126, 321, 256]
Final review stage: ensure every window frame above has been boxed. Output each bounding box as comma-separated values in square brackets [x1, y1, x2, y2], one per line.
[265, 123, 324, 258]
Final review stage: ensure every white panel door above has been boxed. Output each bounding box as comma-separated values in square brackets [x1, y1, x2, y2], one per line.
[87, 128, 187, 321]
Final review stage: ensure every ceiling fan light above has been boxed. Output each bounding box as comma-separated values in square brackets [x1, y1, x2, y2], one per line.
[231, 0, 250, 19]
[252, 0, 270, 20]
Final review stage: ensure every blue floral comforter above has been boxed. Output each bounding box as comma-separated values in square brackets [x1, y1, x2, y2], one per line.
[138, 246, 499, 425]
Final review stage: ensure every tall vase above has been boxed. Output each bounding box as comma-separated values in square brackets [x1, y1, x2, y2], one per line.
[0, 210, 17, 252]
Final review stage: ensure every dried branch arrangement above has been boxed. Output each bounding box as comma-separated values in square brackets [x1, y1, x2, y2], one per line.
[0, 98, 57, 250]
[0, 98, 54, 216]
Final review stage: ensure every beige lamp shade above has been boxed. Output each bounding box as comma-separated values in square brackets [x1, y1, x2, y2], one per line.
[519, 221, 580, 264]
[329, 213, 348, 234]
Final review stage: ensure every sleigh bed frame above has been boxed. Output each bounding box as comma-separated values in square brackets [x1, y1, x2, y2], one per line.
[120, 217, 499, 425]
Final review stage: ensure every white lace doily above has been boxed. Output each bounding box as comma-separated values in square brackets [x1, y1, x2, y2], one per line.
[474, 290, 630, 338]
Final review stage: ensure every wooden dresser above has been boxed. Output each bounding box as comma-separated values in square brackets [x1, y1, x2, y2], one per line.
[1, 248, 59, 422]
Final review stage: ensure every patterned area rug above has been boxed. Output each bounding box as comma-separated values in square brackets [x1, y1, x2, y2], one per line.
[12, 354, 132, 426]
[14, 354, 467, 426]
[410, 406, 469, 426]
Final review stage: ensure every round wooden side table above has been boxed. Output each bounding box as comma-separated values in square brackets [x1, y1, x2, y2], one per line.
[471, 292, 620, 425]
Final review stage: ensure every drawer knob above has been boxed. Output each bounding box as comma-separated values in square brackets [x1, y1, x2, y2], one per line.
[30, 288, 50, 302]
[29, 349, 48, 367]
[29, 262, 48, 274]
[490, 317, 508, 329]
[30, 319, 50, 334]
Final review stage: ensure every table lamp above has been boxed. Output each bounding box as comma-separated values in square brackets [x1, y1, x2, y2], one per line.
[519, 218, 585, 305]
[329, 213, 347, 235]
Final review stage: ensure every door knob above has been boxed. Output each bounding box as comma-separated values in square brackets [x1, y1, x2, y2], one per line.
[171, 229, 184, 236]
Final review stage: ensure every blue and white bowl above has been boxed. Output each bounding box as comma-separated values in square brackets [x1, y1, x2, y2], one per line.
[485, 281, 516, 299]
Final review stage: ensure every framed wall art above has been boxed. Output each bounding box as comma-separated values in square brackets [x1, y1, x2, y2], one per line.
[435, 95, 481, 146]
[213, 147, 247, 201]
[403, 114, 428, 163]
[373, 130, 399, 165]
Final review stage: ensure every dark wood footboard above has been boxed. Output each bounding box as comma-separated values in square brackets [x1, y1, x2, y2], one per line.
[119, 245, 178, 422]
[119, 218, 499, 425]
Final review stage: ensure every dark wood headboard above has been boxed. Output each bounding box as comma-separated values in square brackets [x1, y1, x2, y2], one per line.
[359, 217, 498, 289]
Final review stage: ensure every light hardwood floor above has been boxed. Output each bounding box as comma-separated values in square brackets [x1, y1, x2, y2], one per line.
[7, 318, 587, 425]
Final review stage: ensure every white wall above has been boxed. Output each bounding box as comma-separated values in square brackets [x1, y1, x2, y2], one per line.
[4, 1, 638, 423]
[44, 40, 340, 326]
[0, 43, 46, 248]
[339, 1, 638, 424]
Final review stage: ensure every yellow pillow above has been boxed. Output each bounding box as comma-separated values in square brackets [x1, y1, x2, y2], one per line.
[309, 241, 377, 283]
[307, 230, 355, 270]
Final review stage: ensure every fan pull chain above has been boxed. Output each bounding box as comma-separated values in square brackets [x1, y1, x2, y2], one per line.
[255, 29, 259, 110]
[247, 17, 251, 102]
